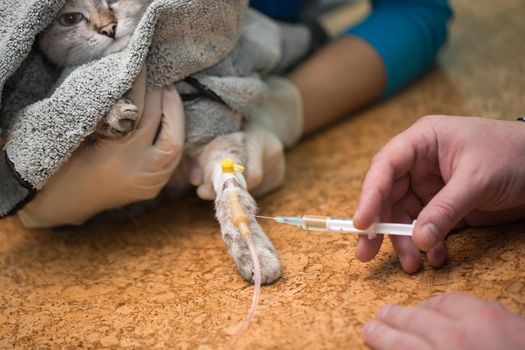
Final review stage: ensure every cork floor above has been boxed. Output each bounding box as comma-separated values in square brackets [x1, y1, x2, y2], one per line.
[1, 1, 525, 349]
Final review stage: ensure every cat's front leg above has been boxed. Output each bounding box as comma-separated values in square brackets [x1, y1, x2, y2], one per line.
[215, 187, 282, 284]
[96, 98, 138, 139]
[197, 133, 281, 284]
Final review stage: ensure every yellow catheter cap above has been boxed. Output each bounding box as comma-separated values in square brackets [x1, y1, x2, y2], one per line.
[221, 158, 245, 174]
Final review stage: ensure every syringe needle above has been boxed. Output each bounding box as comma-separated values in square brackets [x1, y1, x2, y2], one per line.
[254, 215, 275, 221]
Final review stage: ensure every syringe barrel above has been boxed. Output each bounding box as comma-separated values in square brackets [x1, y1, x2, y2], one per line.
[326, 218, 414, 236]
[373, 223, 413, 236]
[301, 215, 329, 231]
[326, 218, 360, 233]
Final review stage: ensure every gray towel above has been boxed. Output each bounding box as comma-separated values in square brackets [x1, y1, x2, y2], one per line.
[0, 0, 311, 218]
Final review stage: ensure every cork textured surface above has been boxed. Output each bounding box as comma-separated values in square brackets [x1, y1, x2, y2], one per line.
[1, 0, 525, 348]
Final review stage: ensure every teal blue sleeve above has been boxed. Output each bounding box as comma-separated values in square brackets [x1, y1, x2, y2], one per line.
[346, 0, 453, 97]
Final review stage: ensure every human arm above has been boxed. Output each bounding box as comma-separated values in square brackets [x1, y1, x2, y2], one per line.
[17, 69, 185, 228]
[363, 292, 525, 349]
[287, 0, 452, 134]
[353, 115, 525, 272]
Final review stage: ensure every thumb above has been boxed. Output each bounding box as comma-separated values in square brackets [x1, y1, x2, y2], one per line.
[413, 174, 482, 251]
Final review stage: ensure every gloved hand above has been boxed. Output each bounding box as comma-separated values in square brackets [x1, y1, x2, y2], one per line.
[194, 76, 303, 200]
[18, 68, 185, 228]
[251, 76, 304, 149]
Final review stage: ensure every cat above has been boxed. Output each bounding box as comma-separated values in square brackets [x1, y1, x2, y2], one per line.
[39, 0, 152, 138]
[39, 0, 281, 284]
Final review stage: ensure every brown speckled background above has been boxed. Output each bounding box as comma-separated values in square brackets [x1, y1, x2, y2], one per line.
[1, 1, 525, 349]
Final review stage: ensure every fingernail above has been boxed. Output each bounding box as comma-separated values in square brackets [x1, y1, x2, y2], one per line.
[378, 304, 391, 320]
[363, 321, 379, 338]
[420, 223, 439, 248]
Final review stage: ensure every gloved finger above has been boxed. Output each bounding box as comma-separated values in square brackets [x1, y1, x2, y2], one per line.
[250, 149, 285, 198]
[127, 64, 148, 118]
[147, 87, 185, 171]
[197, 182, 216, 201]
[190, 166, 204, 187]
[127, 162, 179, 201]
[244, 128, 265, 190]
[136, 88, 163, 141]
[154, 86, 185, 153]
[136, 160, 180, 187]
[244, 123, 285, 195]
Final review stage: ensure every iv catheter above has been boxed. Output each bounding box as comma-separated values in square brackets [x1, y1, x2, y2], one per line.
[220, 159, 261, 348]
[256, 215, 415, 236]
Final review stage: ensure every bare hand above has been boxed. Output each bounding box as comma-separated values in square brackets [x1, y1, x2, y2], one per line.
[363, 292, 525, 350]
[354, 116, 525, 272]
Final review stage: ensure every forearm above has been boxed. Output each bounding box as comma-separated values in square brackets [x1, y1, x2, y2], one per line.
[288, 35, 385, 135]
[287, 0, 452, 136]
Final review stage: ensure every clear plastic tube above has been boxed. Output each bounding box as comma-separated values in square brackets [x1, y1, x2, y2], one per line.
[229, 234, 261, 348]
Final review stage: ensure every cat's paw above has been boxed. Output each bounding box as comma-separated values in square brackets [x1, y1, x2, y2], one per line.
[96, 98, 138, 139]
[223, 221, 281, 284]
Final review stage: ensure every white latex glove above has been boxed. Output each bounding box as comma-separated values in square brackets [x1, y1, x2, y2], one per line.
[251, 76, 304, 149]
[18, 68, 185, 228]
[195, 121, 286, 200]
[195, 76, 302, 200]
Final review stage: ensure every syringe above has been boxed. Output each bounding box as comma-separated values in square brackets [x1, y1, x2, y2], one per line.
[256, 215, 415, 236]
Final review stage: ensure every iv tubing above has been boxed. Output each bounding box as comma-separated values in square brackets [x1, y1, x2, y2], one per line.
[230, 233, 261, 347]
[222, 165, 261, 348]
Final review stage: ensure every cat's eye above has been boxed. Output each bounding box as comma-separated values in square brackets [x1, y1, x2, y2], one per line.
[106, 0, 119, 4]
[58, 13, 85, 26]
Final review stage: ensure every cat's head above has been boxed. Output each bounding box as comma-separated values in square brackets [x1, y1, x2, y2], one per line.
[39, 0, 151, 67]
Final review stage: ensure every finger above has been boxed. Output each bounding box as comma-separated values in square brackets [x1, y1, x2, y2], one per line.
[362, 321, 432, 350]
[190, 166, 204, 187]
[413, 174, 483, 252]
[147, 87, 185, 170]
[197, 182, 216, 201]
[390, 236, 421, 273]
[411, 173, 446, 206]
[245, 131, 265, 191]
[250, 145, 285, 198]
[387, 192, 423, 273]
[390, 176, 411, 205]
[378, 176, 412, 223]
[426, 241, 447, 267]
[136, 88, 163, 136]
[377, 304, 452, 344]
[420, 292, 486, 319]
[390, 190, 423, 221]
[355, 234, 384, 262]
[354, 135, 417, 230]
[128, 64, 147, 117]
[154, 86, 185, 151]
